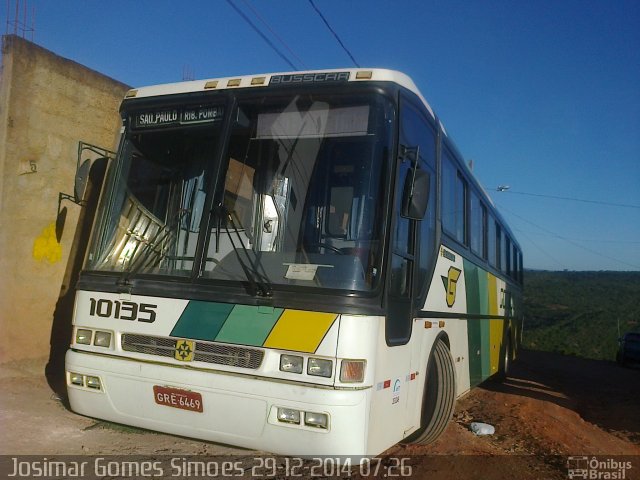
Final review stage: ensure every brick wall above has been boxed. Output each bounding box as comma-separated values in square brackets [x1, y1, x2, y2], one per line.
[0, 35, 129, 362]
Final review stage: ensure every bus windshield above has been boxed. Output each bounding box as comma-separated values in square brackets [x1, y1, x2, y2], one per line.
[87, 92, 393, 293]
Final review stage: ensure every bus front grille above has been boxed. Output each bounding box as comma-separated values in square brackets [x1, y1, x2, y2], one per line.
[121, 334, 264, 369]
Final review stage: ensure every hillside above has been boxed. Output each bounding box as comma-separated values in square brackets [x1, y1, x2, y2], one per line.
[522, 270, 640, 361]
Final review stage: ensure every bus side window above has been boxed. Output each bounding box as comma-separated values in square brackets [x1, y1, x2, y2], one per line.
[496, 224, 502, 271]
[442, 149, 466, 244]
[503, 234, 510, 275]
[470, 189, 486, 258]
[487, 215, 497, 267]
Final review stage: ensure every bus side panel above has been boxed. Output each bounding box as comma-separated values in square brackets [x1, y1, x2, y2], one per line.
[422, 246, 471, 397]
[464, 260, 509, 386]
[364, 319, 412, 456]
[465, 260, 508, 385]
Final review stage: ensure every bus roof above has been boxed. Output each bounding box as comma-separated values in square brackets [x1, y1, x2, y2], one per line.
[124, 68, 435, 118]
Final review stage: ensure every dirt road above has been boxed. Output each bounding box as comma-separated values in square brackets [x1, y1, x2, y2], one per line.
[389, 349, 640, 478]
[1, 350, 638, 479]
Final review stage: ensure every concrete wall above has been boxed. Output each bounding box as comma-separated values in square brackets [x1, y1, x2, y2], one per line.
[0, 35, 129, 363]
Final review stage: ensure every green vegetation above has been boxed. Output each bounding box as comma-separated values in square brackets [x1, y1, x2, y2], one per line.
[523, 270, 640, 361]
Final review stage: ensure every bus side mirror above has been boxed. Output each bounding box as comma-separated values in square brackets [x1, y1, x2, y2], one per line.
[74, 159, 91, 204]
[402, 168, 430, 220]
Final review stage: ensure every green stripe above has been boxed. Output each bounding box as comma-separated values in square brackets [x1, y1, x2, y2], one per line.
[215, 305, 283, 346]
[464, 260, 494, 385]
[170, 301, 233, 341]
[480, 319, 491, 379]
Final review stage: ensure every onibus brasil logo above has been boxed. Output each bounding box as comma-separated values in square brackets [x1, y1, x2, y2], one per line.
[567, 456, 633, 479]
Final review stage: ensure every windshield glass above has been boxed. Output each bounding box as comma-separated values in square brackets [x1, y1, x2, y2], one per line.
[87, 104, 224, 276]
[87, 92, 393, 293]
[207, 93, 392, 292]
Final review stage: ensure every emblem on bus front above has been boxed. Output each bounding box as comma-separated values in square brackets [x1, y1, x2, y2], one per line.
[175, 340, 195, 362]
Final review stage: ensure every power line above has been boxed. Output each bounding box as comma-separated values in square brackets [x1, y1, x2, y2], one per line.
[510, 228, 640, 245]
[239, 0, 309, 70]
[307, 0, 360, 67]
[513, 228, 568, 270]
[497, 202, 640, 270]
[225, 0, 298, 70]
[495, 188, 640, 209]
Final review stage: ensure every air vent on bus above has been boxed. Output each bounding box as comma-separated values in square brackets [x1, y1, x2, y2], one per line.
[121, 334, 264, 369]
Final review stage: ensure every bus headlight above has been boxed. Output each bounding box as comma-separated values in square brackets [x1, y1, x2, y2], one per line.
[280, 354, 303, 374]
[304, 411, 329, 429]
[85, 376, 102, 390]
[94, 331, 112, 347]
[340, 359, 366, 383]
[277, 407, 301, 424]
[75, 329, 92, 345]
[69, 372, 84, 386]
[307, 358, 333, 378]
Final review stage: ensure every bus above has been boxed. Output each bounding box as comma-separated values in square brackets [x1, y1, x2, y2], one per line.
[66, 68, 523, 457]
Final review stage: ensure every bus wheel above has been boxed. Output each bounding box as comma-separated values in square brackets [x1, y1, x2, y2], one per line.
[496, 332, 511, 381]
[402, 338, 456, 445]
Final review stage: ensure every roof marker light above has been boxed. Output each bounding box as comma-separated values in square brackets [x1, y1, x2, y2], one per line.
[227, 79, 241, 87]
[204, 80, 219, 89]
[251, 77, 266, 85]
[355, 71, 373, 80]
[124, 89, 138, 98]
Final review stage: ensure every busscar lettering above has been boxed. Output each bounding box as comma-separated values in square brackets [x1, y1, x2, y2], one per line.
[270, 71, 350, 85]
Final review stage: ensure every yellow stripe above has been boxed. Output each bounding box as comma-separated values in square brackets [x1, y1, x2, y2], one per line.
[263, 310, 337, 353]
[488, 273, 502, 373]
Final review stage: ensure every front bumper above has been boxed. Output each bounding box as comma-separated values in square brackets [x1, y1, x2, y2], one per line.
[66, 349, 371, 456]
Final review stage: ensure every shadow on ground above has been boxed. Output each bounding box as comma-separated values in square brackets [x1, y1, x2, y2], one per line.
[481, 349, 640, 443]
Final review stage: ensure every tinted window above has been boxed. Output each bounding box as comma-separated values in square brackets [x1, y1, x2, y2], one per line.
[487, 216, 497, 267]
[470, 189, 485, 257]
[442, 149, 466, 244]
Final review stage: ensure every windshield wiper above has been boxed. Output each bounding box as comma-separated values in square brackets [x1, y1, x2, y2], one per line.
[117, 209, 189, 287]
[217, 204, 272, 297]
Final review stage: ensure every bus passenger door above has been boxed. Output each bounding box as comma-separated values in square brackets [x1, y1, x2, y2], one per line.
[386, 158, 415, 346]
[385, 154, 415, 434]
[395, 96, 438, 433]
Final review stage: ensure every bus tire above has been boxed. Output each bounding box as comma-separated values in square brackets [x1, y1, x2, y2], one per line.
[496, 331, 511, 382]
[402, 337, 456, 445]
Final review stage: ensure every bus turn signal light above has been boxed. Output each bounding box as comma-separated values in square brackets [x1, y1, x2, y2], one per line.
[340, 359, 366, 383]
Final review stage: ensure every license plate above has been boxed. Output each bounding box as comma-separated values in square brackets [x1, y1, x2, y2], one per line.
[153, 386, 203, 413]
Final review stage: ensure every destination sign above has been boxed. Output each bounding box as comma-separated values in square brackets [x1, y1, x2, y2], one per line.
[269, 71, 350, 86]
[133, 105, 223, 129]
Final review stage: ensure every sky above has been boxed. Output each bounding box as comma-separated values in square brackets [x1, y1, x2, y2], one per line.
[3, 0, 639, 271]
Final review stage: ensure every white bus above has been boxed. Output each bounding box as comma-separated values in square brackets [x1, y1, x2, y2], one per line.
[66, 68, 523, 457]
